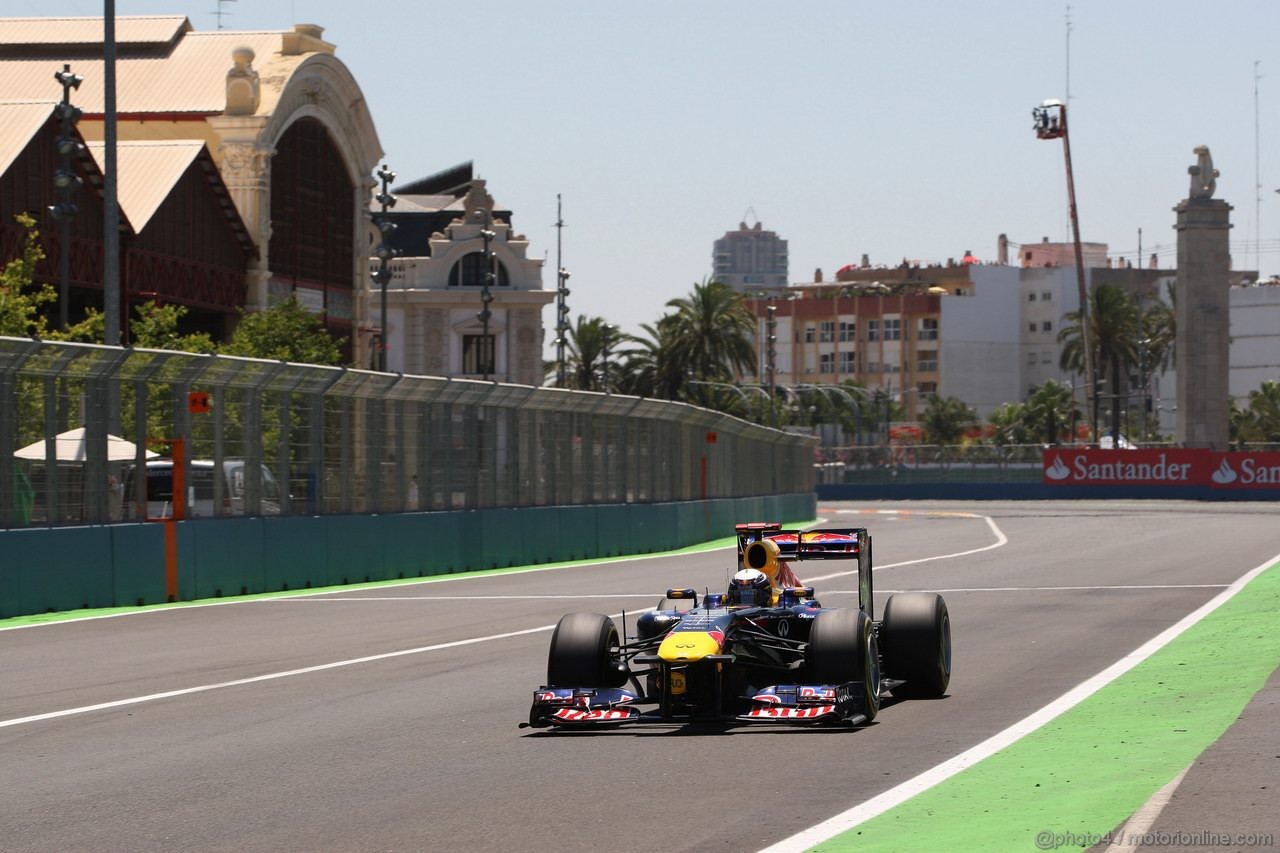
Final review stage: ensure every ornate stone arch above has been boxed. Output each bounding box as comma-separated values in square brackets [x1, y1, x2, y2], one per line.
[261, 54, 382, 184]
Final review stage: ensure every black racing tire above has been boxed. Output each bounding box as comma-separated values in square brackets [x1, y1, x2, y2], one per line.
[881, 592, 951, 698]
[807, 608, 880, 722]
[547, 613, 625, 688]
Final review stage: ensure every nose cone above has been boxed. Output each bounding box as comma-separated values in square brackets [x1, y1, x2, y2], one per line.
[658, 631, 723, 662]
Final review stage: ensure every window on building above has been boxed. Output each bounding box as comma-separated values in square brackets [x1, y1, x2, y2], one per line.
[819, 321, 834, 343]
[916, 350, 938, 372]
[804, 324, 816, 343]
[885, 362, 901, 373]
[884, 318, 902, 341]
[1028, 292, 1037, 302]
[449, 253, 510, 287]
[1041, 351, 1052, 364]
[1027, 351, 1037, 365]
[819, 352, 834, 373]
[1029, 323, 1037, 333]
[839, 321, 856, 342]
[839, 351, 857, 373]
[867, 320, 880, 342]
[867, 361, 880, 373]
[918, 318, 938, 340]
[1042, 320, 1052, 332]
[1042, 291, 1052, 301]
[462, 334, 495, 375]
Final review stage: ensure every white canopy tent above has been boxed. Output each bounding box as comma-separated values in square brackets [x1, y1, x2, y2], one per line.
[13, 427, 159, 463]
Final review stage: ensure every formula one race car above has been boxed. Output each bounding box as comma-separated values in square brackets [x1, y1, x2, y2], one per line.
[523, 523, 951, 729]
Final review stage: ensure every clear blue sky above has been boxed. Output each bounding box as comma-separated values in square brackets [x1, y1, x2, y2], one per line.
[33, 0, 1280, 341]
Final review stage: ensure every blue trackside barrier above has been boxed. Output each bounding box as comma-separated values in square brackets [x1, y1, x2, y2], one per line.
[0, 492, 816, 619]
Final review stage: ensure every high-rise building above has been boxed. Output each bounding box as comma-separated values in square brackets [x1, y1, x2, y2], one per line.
[712, 220, 788, 291]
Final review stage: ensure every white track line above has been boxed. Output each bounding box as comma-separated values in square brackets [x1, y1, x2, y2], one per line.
[802, 513, 1008, 584]
[760, 549, 1280, 853]
[0, 514, 994, 729]
[1110, 763, 1194, 853]
[272, 584, 1229, 603]
[0, 617, 613, 731]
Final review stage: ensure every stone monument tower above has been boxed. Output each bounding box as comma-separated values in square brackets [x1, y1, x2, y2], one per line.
[1174, 146, 1232, 449]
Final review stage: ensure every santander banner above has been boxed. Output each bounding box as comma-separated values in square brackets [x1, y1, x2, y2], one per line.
[1043, 448, 1280, 490]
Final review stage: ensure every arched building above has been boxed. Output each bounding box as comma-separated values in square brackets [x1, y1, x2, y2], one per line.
[373, 163, 552, 384]
[0, 16, 383, 355]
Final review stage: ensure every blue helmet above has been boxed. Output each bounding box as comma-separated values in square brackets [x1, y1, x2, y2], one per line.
[728, 569, 771, 607]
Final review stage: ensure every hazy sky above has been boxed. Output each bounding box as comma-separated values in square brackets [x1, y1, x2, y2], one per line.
[29, 0, 1280, 341]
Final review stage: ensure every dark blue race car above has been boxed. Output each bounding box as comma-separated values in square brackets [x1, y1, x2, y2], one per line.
[523, 524, 951, 729]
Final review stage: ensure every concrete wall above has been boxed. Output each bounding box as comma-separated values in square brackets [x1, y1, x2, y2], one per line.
[1229, 285, 1280, 400]
[941, 266, 1022, 416]
[0, 493, 816, 619]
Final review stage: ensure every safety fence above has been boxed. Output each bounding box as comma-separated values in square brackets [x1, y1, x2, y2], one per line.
[815, 444, 1048, 485]
[0, 337, 815, 529]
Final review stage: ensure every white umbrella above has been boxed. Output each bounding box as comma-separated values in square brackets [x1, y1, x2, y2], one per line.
[13, 427, 159, 462]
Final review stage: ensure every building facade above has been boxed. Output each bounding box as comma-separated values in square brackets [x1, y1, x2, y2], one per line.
[373, 167, 551, 385]
[0, 16, 383, 357]
[712, 220, 788, 291]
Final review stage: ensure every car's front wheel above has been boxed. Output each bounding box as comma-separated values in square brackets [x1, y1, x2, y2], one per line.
[807, 608, 879, 722]
[881, 592, 951, 698]
[547, 612, 626, 687]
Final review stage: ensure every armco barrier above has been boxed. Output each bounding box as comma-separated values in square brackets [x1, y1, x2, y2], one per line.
[0, 492, 816, 619]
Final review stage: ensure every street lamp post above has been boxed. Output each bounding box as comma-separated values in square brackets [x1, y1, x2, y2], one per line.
[1033, 98, 1096, 442]
[51, 63, 83, 332]
[601, 324, 618, 393]
[475, 208, 496, 381]
[371, 164, 398, 372]
[554, 195, 571, 387]
[765, 298, 778, 427]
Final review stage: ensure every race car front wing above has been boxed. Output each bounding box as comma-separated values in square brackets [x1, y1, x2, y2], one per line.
[522, 682, 872, 729]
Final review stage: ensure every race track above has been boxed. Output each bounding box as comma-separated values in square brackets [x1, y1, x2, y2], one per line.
[2, 500, 1279, 852]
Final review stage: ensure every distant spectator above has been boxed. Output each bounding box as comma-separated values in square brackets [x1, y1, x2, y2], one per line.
[962, 250, 978, 265]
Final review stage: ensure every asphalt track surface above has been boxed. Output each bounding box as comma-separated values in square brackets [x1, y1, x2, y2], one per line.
[2, 500, 1279, 852]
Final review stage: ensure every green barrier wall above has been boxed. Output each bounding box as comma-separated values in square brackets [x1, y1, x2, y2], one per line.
[0, 493, 815, 618]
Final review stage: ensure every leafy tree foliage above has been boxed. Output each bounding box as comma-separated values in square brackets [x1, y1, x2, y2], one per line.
[221, 297, 343, 365]
[0, 214, 53, 338]
[920, 395, 977, 445]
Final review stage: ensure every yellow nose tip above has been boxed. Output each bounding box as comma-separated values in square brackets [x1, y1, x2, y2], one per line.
[658, 631, 722, 662]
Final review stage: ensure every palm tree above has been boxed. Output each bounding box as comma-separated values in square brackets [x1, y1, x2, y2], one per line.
[1023, 380, 1078, 445]
[1058, 284, 1139, 443]
[1246, 380, 1280, 442]
[616, 318, 684, 400]
[986, 402, 1031, 446]
[663, 280, 756, 385]
[562, 315, 628, 392]
[920, 395, 977, 445]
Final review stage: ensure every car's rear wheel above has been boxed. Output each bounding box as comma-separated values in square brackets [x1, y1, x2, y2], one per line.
[881, 592, 951, 698]
[807, 608, 879, 722]
[547, 613, 626, 687]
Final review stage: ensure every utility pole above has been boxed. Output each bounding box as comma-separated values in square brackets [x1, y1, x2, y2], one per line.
[51, 64, 83, 332]
[371, 164, 398, 372]
[1033, 98, 1096, 441]
[554, 195, 570, 387]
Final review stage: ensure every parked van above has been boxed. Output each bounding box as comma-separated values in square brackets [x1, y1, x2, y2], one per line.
[123, 459, 283, 519]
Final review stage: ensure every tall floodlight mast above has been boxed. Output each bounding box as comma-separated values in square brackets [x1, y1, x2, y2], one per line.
[1033, 98, 1096, 441]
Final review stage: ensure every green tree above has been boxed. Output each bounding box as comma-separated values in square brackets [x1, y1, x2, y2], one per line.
[664, 279, 756, 385]
[222, 296, 343, 365]
[920, 395, 977, 445]
[1245, 380, 1280, 442]
[0, 214, 53, 338]
[1058, 284, 1139, 442]
[616, 317, 686, 401]
[559, 314, 620, 392]
[986, 402, 1031, 446]
[1023, 380, 1078, 445]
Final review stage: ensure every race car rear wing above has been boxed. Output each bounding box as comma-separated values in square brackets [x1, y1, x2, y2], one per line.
[735, 524, 876, 619]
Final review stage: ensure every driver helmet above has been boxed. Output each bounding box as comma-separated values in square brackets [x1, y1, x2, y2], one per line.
[728, 568, 772, 607]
